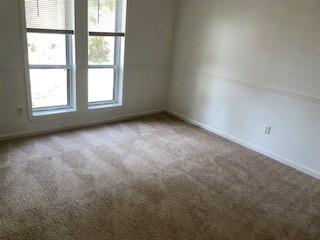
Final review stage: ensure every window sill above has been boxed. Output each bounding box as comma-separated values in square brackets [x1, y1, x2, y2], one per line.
[88, 102, 122, 110]
[32, 107, 76, 117]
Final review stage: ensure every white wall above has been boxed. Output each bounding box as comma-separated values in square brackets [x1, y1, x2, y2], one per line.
[0, 0, 175, 138]
[168, 0, 320, 177]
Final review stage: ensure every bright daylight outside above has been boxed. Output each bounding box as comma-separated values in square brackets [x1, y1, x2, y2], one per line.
[88, 0, 118, 104]
[28, 33, 69, 108]
[27, 0, 117, 109]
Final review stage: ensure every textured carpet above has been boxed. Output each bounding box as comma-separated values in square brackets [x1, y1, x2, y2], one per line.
[0, 113, 319, 240]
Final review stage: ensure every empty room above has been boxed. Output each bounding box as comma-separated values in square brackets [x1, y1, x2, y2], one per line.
[0, 0, 320, 239]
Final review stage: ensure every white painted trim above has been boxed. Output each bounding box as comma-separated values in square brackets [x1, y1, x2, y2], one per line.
[166, 109, 320, 180]
[0, 109, 165, 141]
[19, 0, 34, 121]
[171, 68, 320, 105]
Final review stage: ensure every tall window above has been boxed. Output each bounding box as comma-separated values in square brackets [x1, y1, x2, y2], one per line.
[23, 0, 126, 115]
[88, 0, 126, 106]
[24, 0, 75, 113]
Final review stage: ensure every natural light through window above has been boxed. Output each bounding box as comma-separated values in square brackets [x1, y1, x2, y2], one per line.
[27, 33, 71, 108]
[29, 69, 68, 108]
[88, 68, 114, 102]
[88, 0, 126, 106]
[24, 0, 75, 113]
[23, 0, 126, 115]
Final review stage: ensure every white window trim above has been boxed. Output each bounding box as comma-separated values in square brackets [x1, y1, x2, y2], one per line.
[20, 0, 127, 120]
[20, 0, 37, 120]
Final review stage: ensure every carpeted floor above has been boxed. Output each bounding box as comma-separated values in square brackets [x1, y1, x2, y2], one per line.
[0, 113, 319, 240]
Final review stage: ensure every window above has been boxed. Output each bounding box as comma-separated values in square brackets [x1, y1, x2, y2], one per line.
[88, 0, 126, 106]
[24, 0, 75, 113]
[23, 0, 126, 116]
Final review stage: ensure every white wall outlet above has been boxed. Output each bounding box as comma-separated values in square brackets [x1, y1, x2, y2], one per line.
[264, 126, 272, 135]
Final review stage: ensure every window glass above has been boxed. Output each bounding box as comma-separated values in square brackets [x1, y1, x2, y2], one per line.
[29, 69, 68, 108]
[88, 36, 115, 65]
[88, 68, 114, 103]
[27, 33, 67, 65]
[88, 0, 117, 33]
[24, 0, 75, 31]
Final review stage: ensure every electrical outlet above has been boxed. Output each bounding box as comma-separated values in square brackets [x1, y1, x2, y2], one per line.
[16, 107, 23, 115]
[264, 126, 272, 135]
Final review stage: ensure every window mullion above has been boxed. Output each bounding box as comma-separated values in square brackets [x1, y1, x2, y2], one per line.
[88, 65, 115, 69]
[66, 34, 74, 107]
[27, 28, 74, 35]
[88, 32, 125, 37]
[29, 65, 70, 69]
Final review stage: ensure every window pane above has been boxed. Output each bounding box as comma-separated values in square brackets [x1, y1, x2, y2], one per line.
[30, 69, 68, 108]
[27, 33, 67, 65]
[25, 0, 75, 31]
[88, 36, 114, 65]
[88, 0, 117, 33]
[88, 68, 114, 103]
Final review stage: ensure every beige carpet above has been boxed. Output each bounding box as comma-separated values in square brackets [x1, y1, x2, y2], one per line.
[0, 113, 319, 240]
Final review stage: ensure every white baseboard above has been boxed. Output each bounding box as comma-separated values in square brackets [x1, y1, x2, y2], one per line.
[166, 109, 320, 180]
[0, 109, 165, 141]
[2, 107, 319, 179]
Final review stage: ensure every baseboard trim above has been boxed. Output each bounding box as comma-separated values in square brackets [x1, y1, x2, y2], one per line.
[0, 109, 165, 142]
[166, 109, 320, 180]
